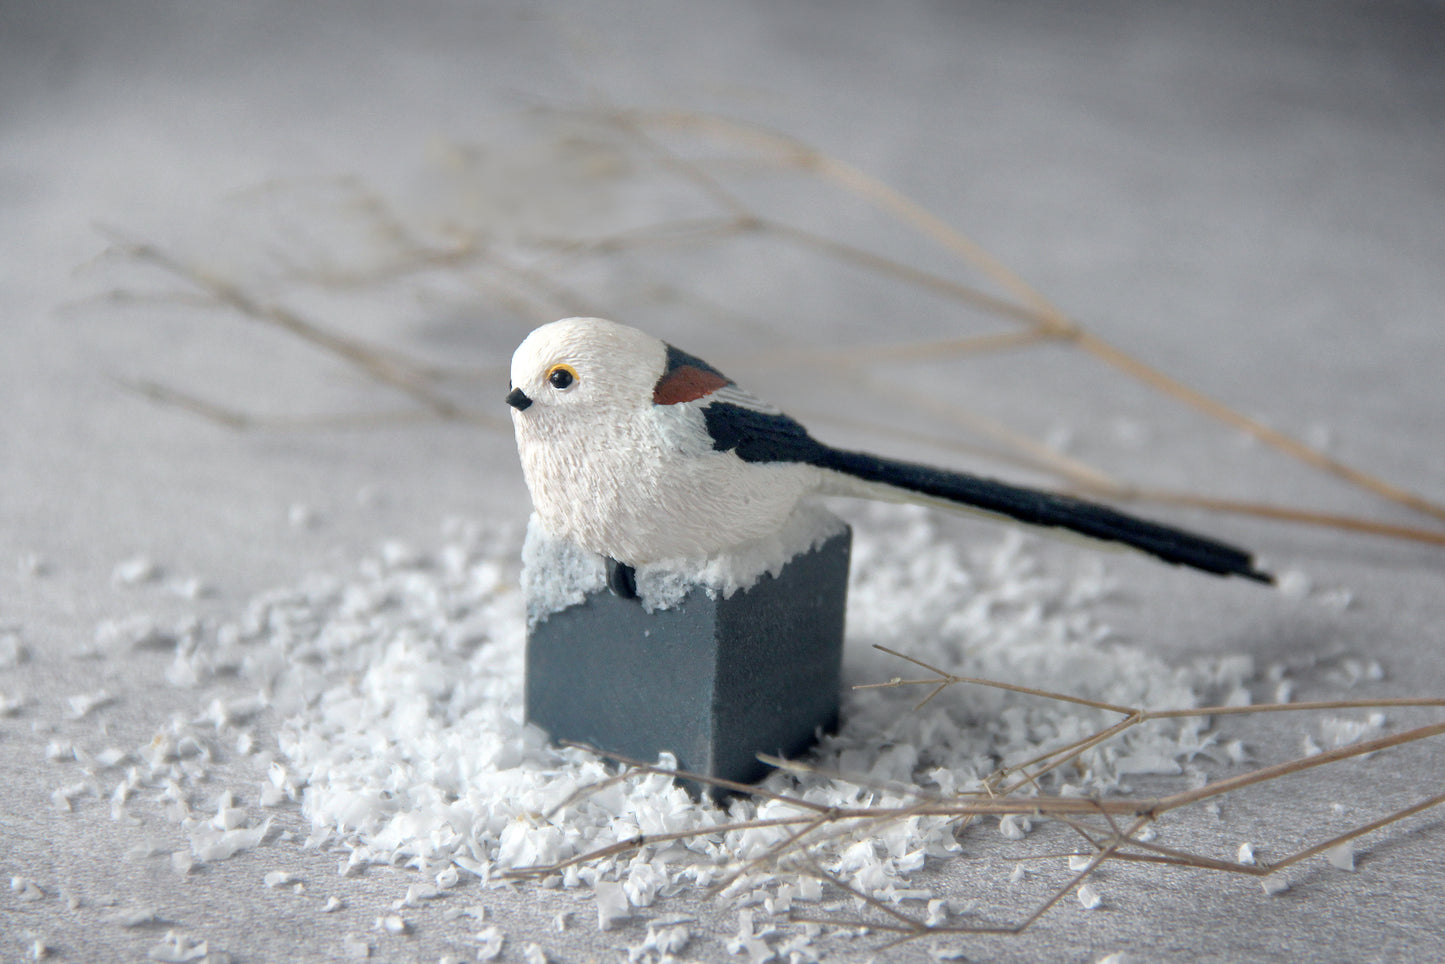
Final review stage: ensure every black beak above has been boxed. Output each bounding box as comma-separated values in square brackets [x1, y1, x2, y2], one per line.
[506, 387, 533, 411]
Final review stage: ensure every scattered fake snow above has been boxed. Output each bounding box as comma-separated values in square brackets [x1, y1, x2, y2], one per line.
[339, 934, 371, 959]
[1261, 874, 1291, 895]
[11, 876, 47, 902]
[18, 553, 49, 579]
[103, 905, 160, 927]
[271, 504, 1249, 897]
[595, 880, 631, 931]
[41, 503, 1270, 949]
[474, 926, 505, 960]
[1319, 713, 1387, 751]
[1325, 839, 1355, 871]
[65, 690, 113, 720]
[145, 931, 224, 963]
[633, 919, 691, 958]
[522, 502, 848, 621]
[112, 555, 164, 588]
[0, 628, 26, 669]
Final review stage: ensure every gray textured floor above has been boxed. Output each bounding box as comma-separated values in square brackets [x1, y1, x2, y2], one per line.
[3, 2, 1444, 961]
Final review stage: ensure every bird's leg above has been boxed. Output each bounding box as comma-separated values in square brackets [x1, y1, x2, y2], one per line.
[605, 557, 639, 600]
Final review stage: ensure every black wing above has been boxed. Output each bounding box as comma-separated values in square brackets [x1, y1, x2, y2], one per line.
[701, 401, 831, 465]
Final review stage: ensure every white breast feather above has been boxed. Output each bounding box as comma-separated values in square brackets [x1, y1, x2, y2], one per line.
[519, 395, 820, 564]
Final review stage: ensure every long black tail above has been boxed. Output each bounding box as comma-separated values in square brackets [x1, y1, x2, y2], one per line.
[814, 447, 1273, 584]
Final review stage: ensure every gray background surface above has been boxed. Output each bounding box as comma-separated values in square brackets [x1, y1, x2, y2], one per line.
[3, 2, 1444, 961]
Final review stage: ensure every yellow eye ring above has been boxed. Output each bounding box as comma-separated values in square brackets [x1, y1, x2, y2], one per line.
[546, 363, 578, 390]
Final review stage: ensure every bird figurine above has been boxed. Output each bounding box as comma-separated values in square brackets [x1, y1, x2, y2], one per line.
[507, 317, 1272, 598]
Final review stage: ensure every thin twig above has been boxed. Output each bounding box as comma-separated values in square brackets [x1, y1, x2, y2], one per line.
[99, 228, 508, 431]
[624, 108, 1445, 527]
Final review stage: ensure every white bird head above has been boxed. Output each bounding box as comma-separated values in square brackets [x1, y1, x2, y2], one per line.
[507, 317, 668, 434]
[507, 317, 722, 562]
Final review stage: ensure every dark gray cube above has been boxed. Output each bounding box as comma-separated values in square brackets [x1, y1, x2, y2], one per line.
[524, 525, 851, 794]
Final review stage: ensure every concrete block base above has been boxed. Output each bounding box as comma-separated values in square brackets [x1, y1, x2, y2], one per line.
[524, 525, 851, 795]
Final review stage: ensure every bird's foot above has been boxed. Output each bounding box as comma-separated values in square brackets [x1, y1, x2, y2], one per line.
[605, 557, 638, 600]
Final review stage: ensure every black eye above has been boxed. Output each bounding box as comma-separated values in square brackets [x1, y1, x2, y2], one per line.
[547, 365, 576, 390]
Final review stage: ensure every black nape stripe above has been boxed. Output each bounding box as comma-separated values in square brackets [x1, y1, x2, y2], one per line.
[664, 344, 727, 378]
[702, 402, 828, 465]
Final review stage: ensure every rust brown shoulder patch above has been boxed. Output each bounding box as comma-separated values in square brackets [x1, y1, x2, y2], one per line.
[653, 365, 731, 405]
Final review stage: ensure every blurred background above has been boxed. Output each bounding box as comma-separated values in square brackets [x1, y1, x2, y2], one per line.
[5, 1, 1443, 574]
[2, 1, 1443, 961]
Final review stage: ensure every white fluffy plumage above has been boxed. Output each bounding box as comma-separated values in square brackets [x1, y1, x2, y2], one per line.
[508, 318, 822, 564]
